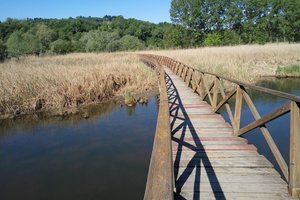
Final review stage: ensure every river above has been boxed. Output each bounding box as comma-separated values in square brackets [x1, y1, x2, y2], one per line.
[0, 78, 299, 199]
[0, 97, 158, 200]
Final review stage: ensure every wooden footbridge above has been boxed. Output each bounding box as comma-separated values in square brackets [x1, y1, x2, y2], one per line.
[140, 54, 300, 200]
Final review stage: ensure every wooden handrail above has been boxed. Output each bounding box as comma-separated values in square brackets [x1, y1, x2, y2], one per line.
[140, 56, 174, 200]
[140, 54, 300, 198]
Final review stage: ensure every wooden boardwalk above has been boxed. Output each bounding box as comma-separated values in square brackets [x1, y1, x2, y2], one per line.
[165, 67, 293, 200]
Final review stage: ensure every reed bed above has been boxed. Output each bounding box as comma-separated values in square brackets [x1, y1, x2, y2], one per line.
[0, 53, 157, 118]
[143, 43, 300, 83]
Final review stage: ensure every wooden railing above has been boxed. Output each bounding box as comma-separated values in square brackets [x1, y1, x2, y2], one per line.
[141, 55, 174, 200]
[140, 54, 300, 198]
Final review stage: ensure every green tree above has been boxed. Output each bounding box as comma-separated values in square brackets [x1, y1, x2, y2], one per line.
[170, 0, 228, 32]
[6, 30, 26, 58]
[204, 32, 221, 46]
[119, 35, 145, 51]
[222, 30, 241, 45]
[50, 39, 72, 54]
[80, 30, 119, 52]
[106, 40, 121, 52]
[0, 40, 7, 61]
[23, 32, 40, 55]
[163, 25, 187, 48]
[36, 24, 58, 52]
[284, 0, 300, 41]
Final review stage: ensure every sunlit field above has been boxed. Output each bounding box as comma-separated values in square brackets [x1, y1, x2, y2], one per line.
[0, 53, 157, 118]
[143, 43, 300, 83]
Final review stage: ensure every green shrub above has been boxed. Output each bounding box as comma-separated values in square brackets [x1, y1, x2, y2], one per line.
[204, 33, 221, 46]
[50, 39, 72, 54]
[276, 65, 300, 76]
[6, 31, 26, 58]
[222, 30, 241, 45]
[106, 40, 121, 52]
[0, 40, 7, 61]
[124, 90, 136, 106]
[80, 30, 120, 52]
[119, 35, 145, 51]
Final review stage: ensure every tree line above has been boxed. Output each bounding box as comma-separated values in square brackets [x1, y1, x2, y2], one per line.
[0, 0, 299, 61]
[170, 0, 300, 45]
[0, 16, 179, 60]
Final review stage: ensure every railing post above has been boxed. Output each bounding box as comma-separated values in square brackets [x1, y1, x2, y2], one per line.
[289, 101, 300, 198]
[199, 73, 206, 99]
[234, 86, 243, 135]
[212, 77, 218, 109]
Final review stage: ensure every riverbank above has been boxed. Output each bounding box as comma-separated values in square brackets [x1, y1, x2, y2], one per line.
[0, 53, 158, 119]
[142, 43, 300, 83]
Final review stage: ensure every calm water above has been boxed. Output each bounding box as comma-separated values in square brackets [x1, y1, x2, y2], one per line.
[0, 78, 299, 199]
[219, 78, 300, 179]
[0, 97, 158, 200]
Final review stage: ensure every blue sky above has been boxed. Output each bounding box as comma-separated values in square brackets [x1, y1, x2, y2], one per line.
[0, 0, 172, 23]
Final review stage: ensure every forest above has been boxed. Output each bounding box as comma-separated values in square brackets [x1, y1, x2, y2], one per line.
[0, 0, 299, 60]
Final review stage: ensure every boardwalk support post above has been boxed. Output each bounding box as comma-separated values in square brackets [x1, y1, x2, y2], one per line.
[289, 102, 300, 198]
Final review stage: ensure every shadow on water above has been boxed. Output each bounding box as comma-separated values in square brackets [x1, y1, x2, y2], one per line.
[166, 74, 225, 200]
[0, 97, 158, 200]
[219, 77, 300, 180]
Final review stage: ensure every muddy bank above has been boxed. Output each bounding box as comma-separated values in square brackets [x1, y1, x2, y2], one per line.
[0, 87, 159, 120]
[260, 75, 300, 78]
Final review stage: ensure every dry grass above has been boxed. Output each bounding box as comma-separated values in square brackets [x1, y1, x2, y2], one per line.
[0, 53, 157, 117]
[142, 43, 300, 83]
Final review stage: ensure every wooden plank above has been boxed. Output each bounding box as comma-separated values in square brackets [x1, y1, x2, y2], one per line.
[178, 182, 288, 193]
[202, 74, 214, 104]
[173, 150, 259, 158]
[212, 77, 219, 109]
[175, 166, 281, 176]
[178, 191, 291, 200]
[176, 174, 286, 185]
[172, 133, 234, 138]
[143, 68, 174, 200]
[186, 69, 193, 87]
[289, 101, 300, 197]
[183, 136, 248, 142]
[172, 138, 247, 146]
[173, 126, 234, 133]
[234, 86, 243, 135]
[172, 122, 231, 128]
[172, 144, 257, 152]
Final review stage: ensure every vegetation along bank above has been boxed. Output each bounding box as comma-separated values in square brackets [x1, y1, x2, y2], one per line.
[0, 53, 157, 119]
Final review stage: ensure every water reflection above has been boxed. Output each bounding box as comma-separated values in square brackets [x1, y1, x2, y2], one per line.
[0, 97, 158, 200]
[219, 78, 300, 180]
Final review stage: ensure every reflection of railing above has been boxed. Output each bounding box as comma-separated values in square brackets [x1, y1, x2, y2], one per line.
[141, 56, 174, 200]
[140, 54, 300, 198]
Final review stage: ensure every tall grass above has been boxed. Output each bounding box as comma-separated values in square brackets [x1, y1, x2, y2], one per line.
[143, 43, 300, 83]
[276, 65, 300, 77]
[0, 53, 157, 117]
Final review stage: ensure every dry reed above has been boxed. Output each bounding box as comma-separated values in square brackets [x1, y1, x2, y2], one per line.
[0, 53, 157, 117]
[142, 43, 300, 83]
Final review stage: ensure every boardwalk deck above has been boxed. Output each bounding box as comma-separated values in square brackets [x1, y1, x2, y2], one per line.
[165, 67, 294, 200]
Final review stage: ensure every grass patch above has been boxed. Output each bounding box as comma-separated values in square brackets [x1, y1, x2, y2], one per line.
[276, 65, 300, 77]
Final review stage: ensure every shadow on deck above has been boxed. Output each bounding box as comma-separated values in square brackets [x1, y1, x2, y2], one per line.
[166, 73, 226, 200]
